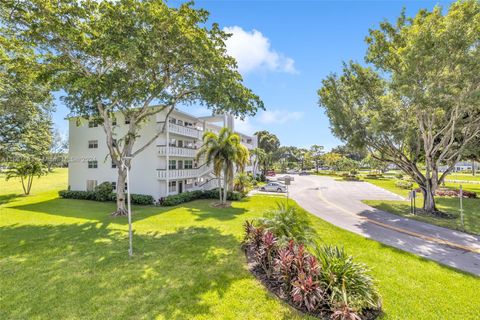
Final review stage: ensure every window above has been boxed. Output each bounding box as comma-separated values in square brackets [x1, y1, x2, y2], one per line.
[125, 182, 128, 191]
[247, 138, 252, 144]
[125, 118, 130, 124]
[112, 181, 116, 190]
[86, 180, 97, 191]
[185, 141, 195, 149]
[112, 118, 117, 126]
[177, 120, 184, 126]
[169, 138, 176, 147]
[88, 140, 98, 149]
[88, 160, 98, 168]
[169, 118, 176, 124]
[178, 160, 183, 169]
[168, 180, 176, 193]
[184, 160, 193, 169]
[177, 140, 183, 148]
[169, 160, 176, 170]
[111, 161, 117, 169]
[88, 121, 98, 128]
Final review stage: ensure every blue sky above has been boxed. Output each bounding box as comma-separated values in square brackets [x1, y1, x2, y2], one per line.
[52, 0, 451, 151]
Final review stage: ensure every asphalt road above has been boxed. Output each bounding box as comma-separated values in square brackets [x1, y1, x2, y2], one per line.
[280, 174, 480, 276]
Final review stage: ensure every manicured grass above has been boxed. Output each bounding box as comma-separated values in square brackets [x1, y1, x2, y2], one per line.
[445, 173, 480, 182]
[364, 178, 480, 235]
[1, 169, 479, 319]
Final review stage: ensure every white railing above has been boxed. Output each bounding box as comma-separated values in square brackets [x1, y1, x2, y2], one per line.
[157, 169, 198, 180]
[158, 146, 196, 158]
[169, 123, 201, 139]
[200, 178, 219, 190]
[156, 164, 213, 180]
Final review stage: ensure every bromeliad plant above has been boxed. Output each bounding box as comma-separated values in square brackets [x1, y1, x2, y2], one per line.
[243, 204, 382, 319]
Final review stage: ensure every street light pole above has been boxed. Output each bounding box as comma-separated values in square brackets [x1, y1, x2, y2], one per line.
[123, 157, 133, 257]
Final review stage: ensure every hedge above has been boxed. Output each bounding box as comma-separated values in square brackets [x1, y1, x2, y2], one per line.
[161, 188, 244, 206]
[58, 190, 154, 205]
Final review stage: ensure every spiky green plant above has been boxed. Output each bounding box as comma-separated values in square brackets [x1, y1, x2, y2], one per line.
[316, 245, 381, 313]
[258, 202, 317, 246]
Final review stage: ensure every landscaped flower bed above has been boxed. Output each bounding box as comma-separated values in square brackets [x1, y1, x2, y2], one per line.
[242, 204, 382, 319]
[433, 188, 476, 199]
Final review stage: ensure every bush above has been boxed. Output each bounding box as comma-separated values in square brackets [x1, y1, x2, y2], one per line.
[58, 189, 153, 205]
[95, 182, 114, 201]
[130, 194, 154, 205]
[316, 245, 381, 313]
[434, 188, 477, 199]
[395, 173, 404, 179]
[161, 188, 244, 206]
[258, 202, 316, 246]
[394, 179, 413, 189]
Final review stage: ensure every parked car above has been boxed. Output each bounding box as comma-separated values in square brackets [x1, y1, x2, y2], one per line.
[266, 170, 276, 177]
[286, 169, 298, 174]
[278, 175, 294, 182]
[299, 171, 310, 176]
[260, 182, 287, 193]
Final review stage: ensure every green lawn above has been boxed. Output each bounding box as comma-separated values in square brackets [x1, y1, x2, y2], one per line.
[1, 169, 479, 319]
[364, 178, 480, 235]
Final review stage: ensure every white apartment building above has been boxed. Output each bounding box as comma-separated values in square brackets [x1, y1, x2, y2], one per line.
[68, 108, 257, 201]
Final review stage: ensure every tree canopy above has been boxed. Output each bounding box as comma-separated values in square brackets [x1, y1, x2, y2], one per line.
[318, 0, 480, 213]
[1, 0, 264, 214]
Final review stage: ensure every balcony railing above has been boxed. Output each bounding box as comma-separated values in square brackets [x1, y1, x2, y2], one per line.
[168, 122, 201, 139]
[156, 163, 213, 180]
[158, 146, 196, 158]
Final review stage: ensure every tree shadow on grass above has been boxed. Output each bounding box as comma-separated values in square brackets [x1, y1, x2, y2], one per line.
[9, 198, 249, 225]
[0, 193, 24, 205]
[0, 223, 299, 319]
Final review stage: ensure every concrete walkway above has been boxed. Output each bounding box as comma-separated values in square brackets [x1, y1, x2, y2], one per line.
[280, 174, 480, 276]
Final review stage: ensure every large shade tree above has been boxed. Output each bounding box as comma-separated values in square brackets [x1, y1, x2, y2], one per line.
[2, 0, 264, 215]
[197, 127, 249, 205]
[318, 0, 480, 214]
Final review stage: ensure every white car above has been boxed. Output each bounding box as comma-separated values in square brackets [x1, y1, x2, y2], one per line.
[260, 182, 287, 193]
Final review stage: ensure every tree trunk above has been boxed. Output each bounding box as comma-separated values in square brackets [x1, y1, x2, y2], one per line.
[223, 167, 228, 204]
[420, 186, 437, 214]
[20, 176, 27, 195]
[113, 168, 128, 216]
[218, 176, 223, 203]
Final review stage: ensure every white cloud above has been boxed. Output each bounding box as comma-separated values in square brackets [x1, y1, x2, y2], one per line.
[234, 117, 257, 135]
[223, 26, 297, 74]
[259, 110, 304, 125]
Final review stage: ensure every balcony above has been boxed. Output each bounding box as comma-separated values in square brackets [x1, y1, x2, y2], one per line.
[158, 146, 196, 158]
[169, 122, 201, 139]
[157, 168, 198, 180]
[156, 163, 213, 180]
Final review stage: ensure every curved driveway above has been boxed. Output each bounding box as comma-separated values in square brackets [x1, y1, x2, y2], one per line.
[284, 174, 480, 276]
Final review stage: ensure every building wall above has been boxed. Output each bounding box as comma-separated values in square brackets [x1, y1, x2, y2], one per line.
[68, 109, 257, 200]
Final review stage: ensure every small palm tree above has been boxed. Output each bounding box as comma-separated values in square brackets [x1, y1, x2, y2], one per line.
[5, 160, 46, 195]
[197, 127, 249, 204]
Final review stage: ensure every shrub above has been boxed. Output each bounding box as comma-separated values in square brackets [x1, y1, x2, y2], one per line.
[161, 188, 244, 206]
[394, 179, 413, 189]
[435, 188, 477, 199]
[130, 194, 154, 205]
[58, 189, 153, 205]
[316, 245, 381, 313]
[258, 202, 316, 246]
[394, 173, 404, 179]
[94, 182, 114, 201]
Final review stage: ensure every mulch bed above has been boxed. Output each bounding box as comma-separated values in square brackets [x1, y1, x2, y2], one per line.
[243, 247, 381, 320]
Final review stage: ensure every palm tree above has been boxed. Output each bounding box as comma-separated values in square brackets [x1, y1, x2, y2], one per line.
[197, 127, 249, 204]
[250, 147, 267, 177]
